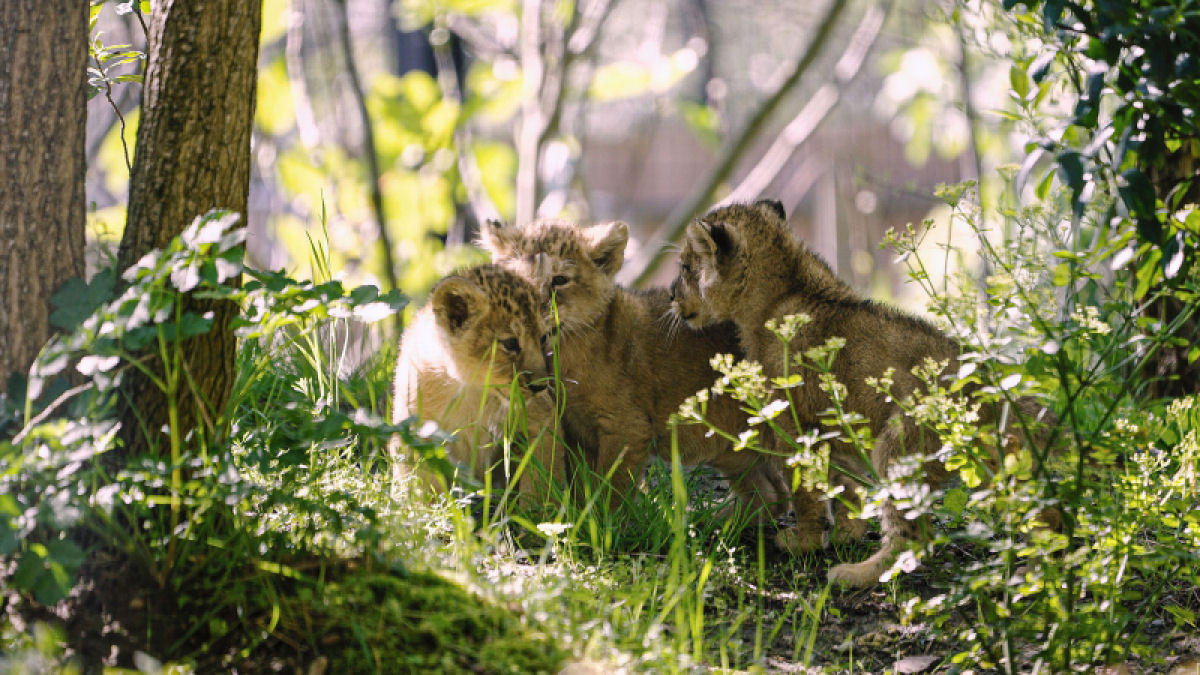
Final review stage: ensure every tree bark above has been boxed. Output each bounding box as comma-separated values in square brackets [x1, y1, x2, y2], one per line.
[116, 0, 262, 458]
[0, 2, 87, 386]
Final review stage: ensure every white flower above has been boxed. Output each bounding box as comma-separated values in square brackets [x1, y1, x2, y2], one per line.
[760, 399, 789, 420]
[536, 522, 572, 537]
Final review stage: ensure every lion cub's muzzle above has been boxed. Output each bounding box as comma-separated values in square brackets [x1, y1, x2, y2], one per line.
[668, 279, 700, 323]
[517, 368, 554, 399]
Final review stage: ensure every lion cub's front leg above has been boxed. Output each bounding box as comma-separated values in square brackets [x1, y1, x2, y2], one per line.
[594, 423, 653, 508]
[716, 459, 792, 523]
[765, 433, 827, 553]
[773, 479, 826, 554]
[516, 391, 564, 499]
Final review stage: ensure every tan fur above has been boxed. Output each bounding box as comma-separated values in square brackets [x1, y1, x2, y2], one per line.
[671, 200, 1053, 586]
[480, 218, 800, 524]
[391, 265, 560, 495]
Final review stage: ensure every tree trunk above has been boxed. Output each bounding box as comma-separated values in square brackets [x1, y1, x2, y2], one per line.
[0, 2, 87, 386]
[115, 0, 262, 459]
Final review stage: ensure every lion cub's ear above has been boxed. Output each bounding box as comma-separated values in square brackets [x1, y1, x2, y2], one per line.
[582, 221, 628, 276]
[477, 219, 512, 256]
[755, 198, 786, 221]
[685, 219, 737, 261]
[431, 276, 487, 335]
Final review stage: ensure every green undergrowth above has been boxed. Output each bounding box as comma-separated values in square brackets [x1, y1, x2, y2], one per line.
[5, 172, 1200, 673]
[301, 571, 567, 674]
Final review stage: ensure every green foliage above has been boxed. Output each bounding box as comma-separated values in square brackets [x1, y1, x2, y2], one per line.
[0, 621, 80, 675]
[0, 210, 441, 660]
[1005, 0, 1200, 275]
[891, 179, 1199, 672]
[672, 168, 1200, 669]
[87, 2, 146, 102]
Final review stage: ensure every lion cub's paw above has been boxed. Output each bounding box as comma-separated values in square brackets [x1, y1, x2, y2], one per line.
[827, 560, 884, 587]
[775, 524, 824, 554]
[829, 513, 868, 543]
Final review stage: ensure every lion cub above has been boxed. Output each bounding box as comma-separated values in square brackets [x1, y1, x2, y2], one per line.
[392, 264, 560, 494]
[671, 200, 1051, 586]
[480, 218, 808, 530]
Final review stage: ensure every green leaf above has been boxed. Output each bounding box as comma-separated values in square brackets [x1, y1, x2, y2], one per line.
[1010, 64, 1030, 100]
[1162, 231, 1185, 279]
[0, 525, 16, 556]
[11, 550, 46, 593]
[1035, 168, 1055, 201]
[678, 101, 722, 149]
[943, 487, 968, 516]
[1051, 262, 1073, 286]
[1119, 168, 1162, 243]
[1134, 248, 1163, 300]
[49, 268, 115, 331]
[1073, 70, 1105, 127]
[1042, 0, 1064, 25]
[1165, 604, 1196, 628]
[589, 61, 651, 101]
[34, 560, 73, 605]
[1057, 151, 1086, 217]
[179, 312, 214, 338]
[349, 284, 381, 304]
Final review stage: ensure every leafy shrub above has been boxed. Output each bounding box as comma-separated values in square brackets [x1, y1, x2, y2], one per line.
[672, 168, 1200, 670]
[0, 210, 457, 664]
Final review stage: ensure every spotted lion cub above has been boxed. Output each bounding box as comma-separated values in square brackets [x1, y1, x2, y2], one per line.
[480, 218, 810, 530]
[392, 265, 560, 494]
[671, 200, 1052, 587]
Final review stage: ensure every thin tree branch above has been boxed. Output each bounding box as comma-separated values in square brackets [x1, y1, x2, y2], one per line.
[515, 0, 545, 226]
[446, 15, 512, 57]
[91, 44, 134, 172]
[332, 0, 402, 332]
[625, 0, 852, 286]
[515, 0, 615, 225]
[286, 0, 322, 151]
[538, 0, 614, 151]
[129, 1, 149, 41]
[954, 17, 993, 287]
[12, 381, 97, 446]
[86, 82, 138, 162]
[432, 23, 500, 235]
[719, 1, 889, 207]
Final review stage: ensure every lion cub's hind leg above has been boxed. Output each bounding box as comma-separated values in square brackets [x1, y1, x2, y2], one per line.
[826, 500, 920, 587]
[827, 413, 926, 587]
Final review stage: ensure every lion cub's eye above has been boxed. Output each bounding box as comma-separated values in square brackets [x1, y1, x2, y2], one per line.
[680, 263, 692, 275]
[551, 274, 570, 288]
[499, 337, 521, 353]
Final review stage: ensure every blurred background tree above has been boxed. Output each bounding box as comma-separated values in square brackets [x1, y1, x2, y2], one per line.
[85, 0, 1036, 340]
